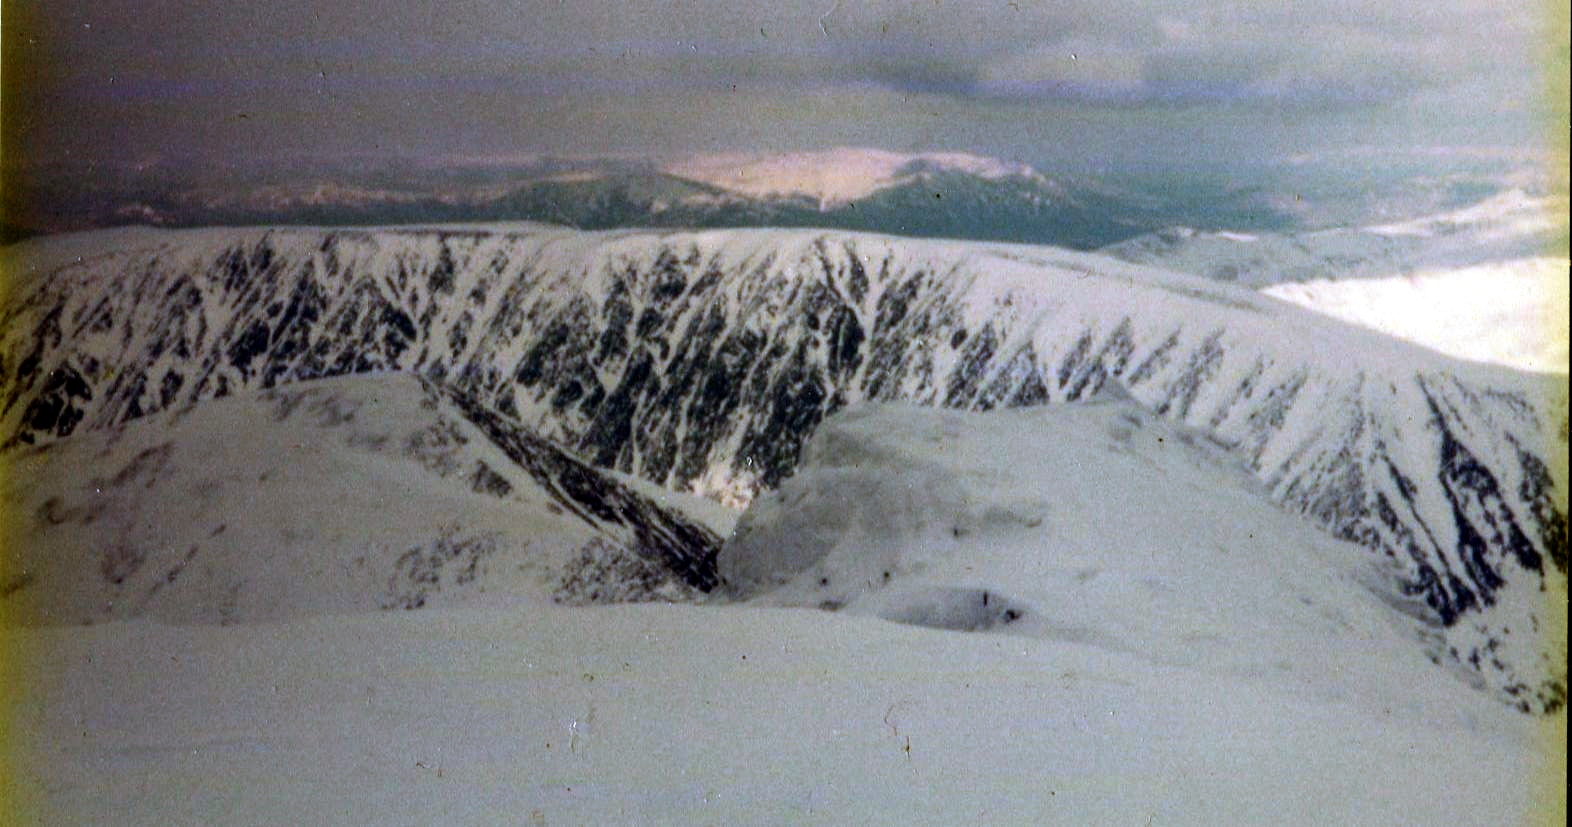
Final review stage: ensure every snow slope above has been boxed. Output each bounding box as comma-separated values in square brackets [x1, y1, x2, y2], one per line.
[3, 397, 1560, 825]
[5, 600, 1555, 826]
[0, 372, 720, 626]
[0, 224, 1564, 709]
[721, 399, 1563, 708]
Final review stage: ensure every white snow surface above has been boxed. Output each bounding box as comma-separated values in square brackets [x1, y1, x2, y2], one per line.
[4, 396, 1559, 824]
[4, 603, 1552, 826]
[664, 147, 1041, 208]
[719, 398, 1531, 702]
[0, 372, 716, 625]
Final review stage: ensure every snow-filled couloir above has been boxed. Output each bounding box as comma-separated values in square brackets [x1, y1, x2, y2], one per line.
[0, 224, 1564, 710]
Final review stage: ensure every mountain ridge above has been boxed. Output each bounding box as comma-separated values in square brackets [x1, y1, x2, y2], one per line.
[0, 224, 1564, 710]
[3, 149, 1235, 249]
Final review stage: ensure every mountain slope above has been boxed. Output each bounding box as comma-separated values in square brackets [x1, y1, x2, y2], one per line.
[0, 224, 1564, 709]
[5, 363, 1554, 823]
[721, 399, 1486, 705]
[0, 372, 720, 625]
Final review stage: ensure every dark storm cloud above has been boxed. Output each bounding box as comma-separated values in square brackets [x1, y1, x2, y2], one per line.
[1, 0, 1556, 167]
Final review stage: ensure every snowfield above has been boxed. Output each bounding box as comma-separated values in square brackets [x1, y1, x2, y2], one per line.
[3, 601, 1555, 825]
[2, 378, 1564, 823]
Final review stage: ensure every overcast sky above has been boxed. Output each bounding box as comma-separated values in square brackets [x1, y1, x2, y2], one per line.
[3, 0, 1566, 172]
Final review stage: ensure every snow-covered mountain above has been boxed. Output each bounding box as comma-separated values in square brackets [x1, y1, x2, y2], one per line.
[0, 224, 1564, 710]
[664, 148, 1047, 209]
[7, 397, 1553, 824]
[0, 372, 720, 625]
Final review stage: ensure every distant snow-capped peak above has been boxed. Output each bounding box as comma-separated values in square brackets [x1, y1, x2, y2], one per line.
[663, 147, 1044, 209]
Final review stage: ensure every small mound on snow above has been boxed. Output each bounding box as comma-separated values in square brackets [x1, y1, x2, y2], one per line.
[874, 586, 1028, 632]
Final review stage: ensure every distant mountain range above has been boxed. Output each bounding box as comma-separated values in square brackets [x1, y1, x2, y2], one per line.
[8, 146, 1559, 254]
[4, 149, 1286, 248]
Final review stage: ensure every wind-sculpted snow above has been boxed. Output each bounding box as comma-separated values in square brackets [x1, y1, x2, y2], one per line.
[0, 225, 1565, 709]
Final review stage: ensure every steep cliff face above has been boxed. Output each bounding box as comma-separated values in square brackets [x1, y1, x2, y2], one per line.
[1, 225, 1564, 708]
